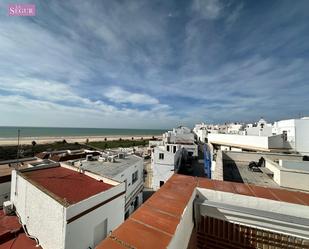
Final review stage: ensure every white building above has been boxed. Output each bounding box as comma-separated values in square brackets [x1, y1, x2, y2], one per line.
[151, 126, 198, 190]
[9, 164, 125, 249]
[245, 118, 273, 136]
[208, 133, 289, 152]
[272, 117, 309, 155]
[73, 153, 144, 218]
[193, 123, 208, 143]
[227, 123, 244, 134]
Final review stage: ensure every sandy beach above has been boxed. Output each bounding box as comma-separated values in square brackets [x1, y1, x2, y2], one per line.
[0, 135, 162, 146]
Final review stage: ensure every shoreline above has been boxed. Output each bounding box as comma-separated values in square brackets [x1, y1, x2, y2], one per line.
[0, 135, 162, 146]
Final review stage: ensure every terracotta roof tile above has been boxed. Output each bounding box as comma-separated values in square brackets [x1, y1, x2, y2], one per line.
[110, 219, 172, 249]
[246, 185, 278, 201]
[130, 204, 180, 235]
[144, 191, 189, 217]
[0, 233, 42, 249]
[197, 178, 216, 190]
[232, 182, 255, 196]
[213, 180, 236, 193]
[95, 238, 126, 249]
[268, 188, 307, 205]
[0, 211, 22, 244]
[294, 192, 309, 205]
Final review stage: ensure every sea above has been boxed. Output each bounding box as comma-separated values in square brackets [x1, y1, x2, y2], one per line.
[0, 126, 166, 139]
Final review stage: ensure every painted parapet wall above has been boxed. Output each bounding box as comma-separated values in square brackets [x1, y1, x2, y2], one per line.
[208, 133, 269, 150]
[168, 190, 196, 249]
[265, 159, 309, 191]
[196, 188, 309, 240]
[295, 119, 309, 155]
[223, 151, 302, 163]
[64, 179, 125, 249]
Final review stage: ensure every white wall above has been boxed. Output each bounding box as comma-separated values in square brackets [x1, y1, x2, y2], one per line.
[0, 182, 11, 207]
[265, 159, 281, 184]
[246, 126, 272, 136]
[195, 129, 207, 143]
[208, 133, 269, 150]
[265, 159, 309, 191]
[209, 133, 288, 150]
[151, 143, 197, 190]
[11, 171, 65, 249]
[112, 156, 143, 214]
[295, 119, 309, 155]
[168, 191, 195, 249]
[273, 119, 296, 147]
[152, 146, 176, 166]
[279, 160, 309, 171]
[65, 195, 124, 249]
[151, 163, 174, 190]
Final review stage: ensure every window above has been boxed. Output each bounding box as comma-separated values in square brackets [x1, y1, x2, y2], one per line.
[167, 145, 170, 152]
[173, 146, 176, 153]
[132, 171, 138, 184]
[159, 153, 164, 160]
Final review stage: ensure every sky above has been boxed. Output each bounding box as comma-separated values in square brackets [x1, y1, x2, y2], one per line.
[0, 0, 308, 129]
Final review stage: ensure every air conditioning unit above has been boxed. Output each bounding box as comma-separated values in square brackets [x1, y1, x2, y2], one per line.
[3, 201, 13, 215]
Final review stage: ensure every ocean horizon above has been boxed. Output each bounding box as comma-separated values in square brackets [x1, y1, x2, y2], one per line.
[0, 126, 167, 139]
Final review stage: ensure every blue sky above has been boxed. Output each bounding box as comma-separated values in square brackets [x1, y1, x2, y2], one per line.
[0, 0, 308, 128]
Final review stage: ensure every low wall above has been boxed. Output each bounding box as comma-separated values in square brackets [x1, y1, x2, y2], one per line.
[279, 160, 309, 171]
[212, 150, 223, 181]
[208, 134, 269, 150]
[265, 158, 309, 191]
[223, 151, 302, 163]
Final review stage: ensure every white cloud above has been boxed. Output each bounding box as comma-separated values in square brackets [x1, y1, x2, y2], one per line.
[192, 0, 223, 19]
[104, 87, 159, 105]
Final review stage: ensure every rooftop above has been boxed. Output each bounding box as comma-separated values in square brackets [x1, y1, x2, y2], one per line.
[80, 155, 142, 178]
[97, 174, 309, 249]
[21, 166, 114, 206]
[0, 210, 41, 249]
[0, 158, 40, 180]
[223, 160, 279, 187]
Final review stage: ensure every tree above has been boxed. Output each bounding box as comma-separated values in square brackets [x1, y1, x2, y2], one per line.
[31, 141, 37, 156]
